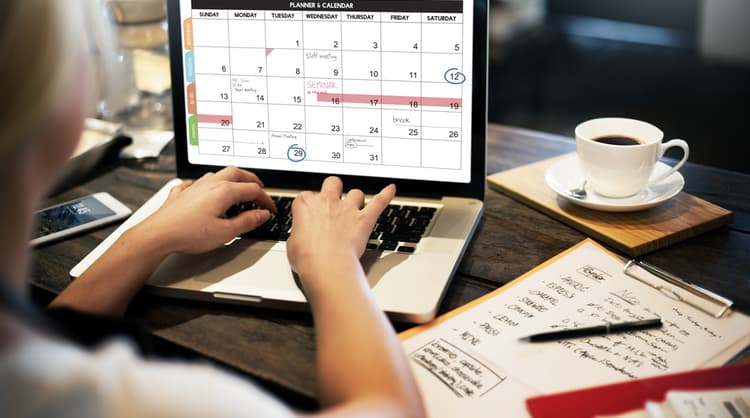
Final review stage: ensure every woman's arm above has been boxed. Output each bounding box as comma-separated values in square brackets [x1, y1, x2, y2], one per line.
[287, 177, 425, 418]
[49, 167, 275, 315]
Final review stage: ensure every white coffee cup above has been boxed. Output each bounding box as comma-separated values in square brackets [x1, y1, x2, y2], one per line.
[575, 118, 689, 198]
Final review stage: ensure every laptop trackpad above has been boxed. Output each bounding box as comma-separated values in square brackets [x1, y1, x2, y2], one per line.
[147, 240, 306, 301]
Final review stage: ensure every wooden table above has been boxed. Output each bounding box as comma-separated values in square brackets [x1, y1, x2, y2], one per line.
[31, 124, 750, 405]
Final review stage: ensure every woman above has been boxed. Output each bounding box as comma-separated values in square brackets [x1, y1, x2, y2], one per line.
[0, 1, 425, 417]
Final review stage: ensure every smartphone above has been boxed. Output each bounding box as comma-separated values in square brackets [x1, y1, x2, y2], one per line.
[31, 192, 132, 246]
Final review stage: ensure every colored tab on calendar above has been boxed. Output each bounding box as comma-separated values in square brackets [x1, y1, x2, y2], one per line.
[185, 51, 195, 83]
[183, 18, 193, 50]
[186, 84, 196, 114]
[188, 115, 198, 146]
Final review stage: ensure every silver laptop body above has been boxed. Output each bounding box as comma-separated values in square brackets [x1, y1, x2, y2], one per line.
[72, 0, 489, 323]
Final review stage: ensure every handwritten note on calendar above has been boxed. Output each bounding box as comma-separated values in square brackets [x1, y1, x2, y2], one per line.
[400, 239, 750, 418]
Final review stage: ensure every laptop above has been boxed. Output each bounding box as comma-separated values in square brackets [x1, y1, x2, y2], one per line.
[72, 0, 488, 323]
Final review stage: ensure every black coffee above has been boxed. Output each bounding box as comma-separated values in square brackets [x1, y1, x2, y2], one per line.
[593, 135, 642, 146]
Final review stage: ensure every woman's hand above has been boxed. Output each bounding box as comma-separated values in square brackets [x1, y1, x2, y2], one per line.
[50, 167, 275, 315]
[135, 166, 276, 255]
[286, 176, 395, 282]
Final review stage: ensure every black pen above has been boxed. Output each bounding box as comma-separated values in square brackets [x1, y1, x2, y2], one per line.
[519, 318, 663, 343]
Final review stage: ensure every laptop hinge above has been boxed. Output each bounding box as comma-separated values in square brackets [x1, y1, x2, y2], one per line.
[213, 292, 263, 303]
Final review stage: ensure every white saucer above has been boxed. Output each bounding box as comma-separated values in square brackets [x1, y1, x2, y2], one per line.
[545, 156, 685, 212]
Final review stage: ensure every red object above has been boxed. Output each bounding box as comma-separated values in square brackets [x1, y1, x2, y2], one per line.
[196, 114, 232, 124]
[526, 364, 750, 418]
[316, 92, 462, 108]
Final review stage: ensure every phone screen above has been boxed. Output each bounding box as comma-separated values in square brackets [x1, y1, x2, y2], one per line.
[34, 196, 116, 238]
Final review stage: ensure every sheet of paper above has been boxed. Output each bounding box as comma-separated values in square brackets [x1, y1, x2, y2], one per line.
[663, 388, 750, 418]
[133, 49, 171, 95]
[601, 388, 750, 418]
[595, 410, 651, 418]
[73, 118, 122, 158]
[119, 129, 173, 159]
[401, 240, 750, 418]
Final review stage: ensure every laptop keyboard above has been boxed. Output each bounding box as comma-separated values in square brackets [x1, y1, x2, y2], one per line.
[225, 196, 438, 253]
[228, 196, 294, 242]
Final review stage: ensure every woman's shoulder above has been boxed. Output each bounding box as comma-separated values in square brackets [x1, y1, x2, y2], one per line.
[1, 335, 295, 418]
[0, 334, 110, 418]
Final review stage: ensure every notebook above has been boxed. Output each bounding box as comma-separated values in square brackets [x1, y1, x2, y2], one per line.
[71, 0, 489, 323]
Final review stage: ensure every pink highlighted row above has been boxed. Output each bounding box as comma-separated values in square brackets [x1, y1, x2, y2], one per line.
[317, 93, 461, 108]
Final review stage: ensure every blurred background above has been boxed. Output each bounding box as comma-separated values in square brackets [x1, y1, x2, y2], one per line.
[488, 0, 750, 174]
[90, 0, 749, 174]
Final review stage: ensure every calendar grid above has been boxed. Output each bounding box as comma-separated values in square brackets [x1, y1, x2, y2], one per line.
[192, 45, 464, 55]
[300, 15, 308, 160]
[187, 4, 469, 173]
[377, 15, 383, 166]
[379, 16, 384, 167]
[459, 11, 465, 171]
[263, 16, 271, 158]
[419, 15, 423, 167]
[338, 14, 346, 164]
[225, 12, 236, 157]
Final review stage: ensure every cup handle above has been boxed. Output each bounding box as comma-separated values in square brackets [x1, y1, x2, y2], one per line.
[648, 139, 689, 186]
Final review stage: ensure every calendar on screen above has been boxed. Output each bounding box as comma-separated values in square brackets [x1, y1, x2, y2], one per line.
[179, 0, 474, 183]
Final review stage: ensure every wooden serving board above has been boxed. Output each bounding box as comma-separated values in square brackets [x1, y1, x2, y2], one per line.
[487, 153, 733, 256]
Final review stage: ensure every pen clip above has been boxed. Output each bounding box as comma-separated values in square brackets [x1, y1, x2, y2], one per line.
[623, 260, 733, 318]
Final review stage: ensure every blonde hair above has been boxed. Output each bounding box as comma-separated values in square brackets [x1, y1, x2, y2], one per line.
[0, 0, 86, 166]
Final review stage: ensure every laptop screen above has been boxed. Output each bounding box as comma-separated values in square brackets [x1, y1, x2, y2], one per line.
[169, 0, 487, 197]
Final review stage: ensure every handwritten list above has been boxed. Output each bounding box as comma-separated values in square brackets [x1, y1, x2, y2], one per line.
[400, 240, 750, 418]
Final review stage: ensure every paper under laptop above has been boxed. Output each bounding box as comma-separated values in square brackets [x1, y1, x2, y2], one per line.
[72, 0, 489, 323]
